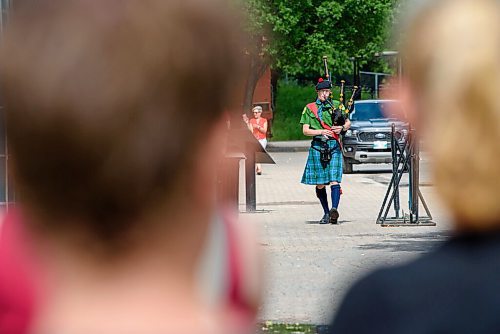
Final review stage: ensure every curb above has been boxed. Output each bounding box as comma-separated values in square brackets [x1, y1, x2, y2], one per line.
[266, 146, 309, 153]
[266, 140, 310, 153]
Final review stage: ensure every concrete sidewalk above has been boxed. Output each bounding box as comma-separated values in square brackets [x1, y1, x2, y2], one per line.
[240, 150, 451, 325]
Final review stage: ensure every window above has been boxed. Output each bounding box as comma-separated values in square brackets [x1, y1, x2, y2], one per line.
[350, 101, 406, 121]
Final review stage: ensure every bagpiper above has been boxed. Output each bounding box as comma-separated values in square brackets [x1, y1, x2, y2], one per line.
[300, 77, 351, 224]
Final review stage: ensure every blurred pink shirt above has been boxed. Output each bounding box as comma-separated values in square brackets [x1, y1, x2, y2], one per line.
[0, 209, 38, 334]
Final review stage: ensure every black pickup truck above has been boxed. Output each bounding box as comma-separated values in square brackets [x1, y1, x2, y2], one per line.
[341, 99, 408, 173]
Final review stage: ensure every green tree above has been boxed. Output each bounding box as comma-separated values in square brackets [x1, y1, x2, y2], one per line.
[243, 0, 396, 79]
[239, 0, 396, 120]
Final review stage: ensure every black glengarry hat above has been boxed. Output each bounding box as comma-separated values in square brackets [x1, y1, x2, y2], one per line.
[315, 77, 332, 90]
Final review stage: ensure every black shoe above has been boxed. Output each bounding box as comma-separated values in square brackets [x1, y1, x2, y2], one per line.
[319, 213, 329, 224]
[329, 208, 339, 224]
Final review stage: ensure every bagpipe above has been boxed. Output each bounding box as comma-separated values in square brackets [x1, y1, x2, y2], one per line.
[321, 56, 358, 127]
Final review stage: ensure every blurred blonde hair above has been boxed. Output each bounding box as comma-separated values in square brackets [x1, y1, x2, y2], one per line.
[402, 0, 500, 229]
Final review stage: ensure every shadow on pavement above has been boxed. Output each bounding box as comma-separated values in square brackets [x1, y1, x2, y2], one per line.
[305, 220, 326, 225]
[358, 231, 451, 253]
[351, 169, 393, 175]
[305, 220, 352, 225]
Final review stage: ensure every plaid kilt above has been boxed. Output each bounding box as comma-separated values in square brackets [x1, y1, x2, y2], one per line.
[301, 139, 343, 185]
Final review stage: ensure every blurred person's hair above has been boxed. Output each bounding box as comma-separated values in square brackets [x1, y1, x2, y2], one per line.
[400, 0, 500, 229]
[0, 0, 243, 253]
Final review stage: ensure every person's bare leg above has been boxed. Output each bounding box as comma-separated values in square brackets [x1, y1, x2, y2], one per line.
[256, 163, 262, 175]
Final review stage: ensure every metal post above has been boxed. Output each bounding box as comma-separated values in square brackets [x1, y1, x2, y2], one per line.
[352, 57, 361, 88]
[376, 138, 411, 224]
[376, 126, 434, 226]
[374, 74, 379, 99]
[391, 124, 400, 218]
[245, 143, 256, 212]
[409, 129, 420, 223]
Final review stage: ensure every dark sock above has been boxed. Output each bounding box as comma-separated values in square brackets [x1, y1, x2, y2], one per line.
[315, 186, 329, 215]
[331, 184, 341, 209]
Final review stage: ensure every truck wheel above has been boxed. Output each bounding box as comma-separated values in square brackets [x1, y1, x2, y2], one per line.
[343, 157, 353, 174]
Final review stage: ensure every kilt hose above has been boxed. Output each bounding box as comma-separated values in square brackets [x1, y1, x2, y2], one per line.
[301, 139, 343, 185]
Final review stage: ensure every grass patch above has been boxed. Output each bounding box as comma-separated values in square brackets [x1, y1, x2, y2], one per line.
[271, 82, 372, 141]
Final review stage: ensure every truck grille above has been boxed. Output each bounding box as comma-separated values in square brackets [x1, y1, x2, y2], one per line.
[358, 131, 402, 141]
[359, 132, 389, 141]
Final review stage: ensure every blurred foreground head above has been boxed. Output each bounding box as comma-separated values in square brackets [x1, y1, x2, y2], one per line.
[401, 0, 500, 230]
[0, 0, 242, 252]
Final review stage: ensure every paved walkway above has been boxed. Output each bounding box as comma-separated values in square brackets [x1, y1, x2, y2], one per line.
[239, 146, 452, 325]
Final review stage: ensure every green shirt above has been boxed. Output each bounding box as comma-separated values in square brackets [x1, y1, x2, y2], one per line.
[300, 99, 340, 130]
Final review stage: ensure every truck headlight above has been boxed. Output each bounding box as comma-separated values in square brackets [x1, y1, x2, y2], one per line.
[345, 129, 358, 137]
